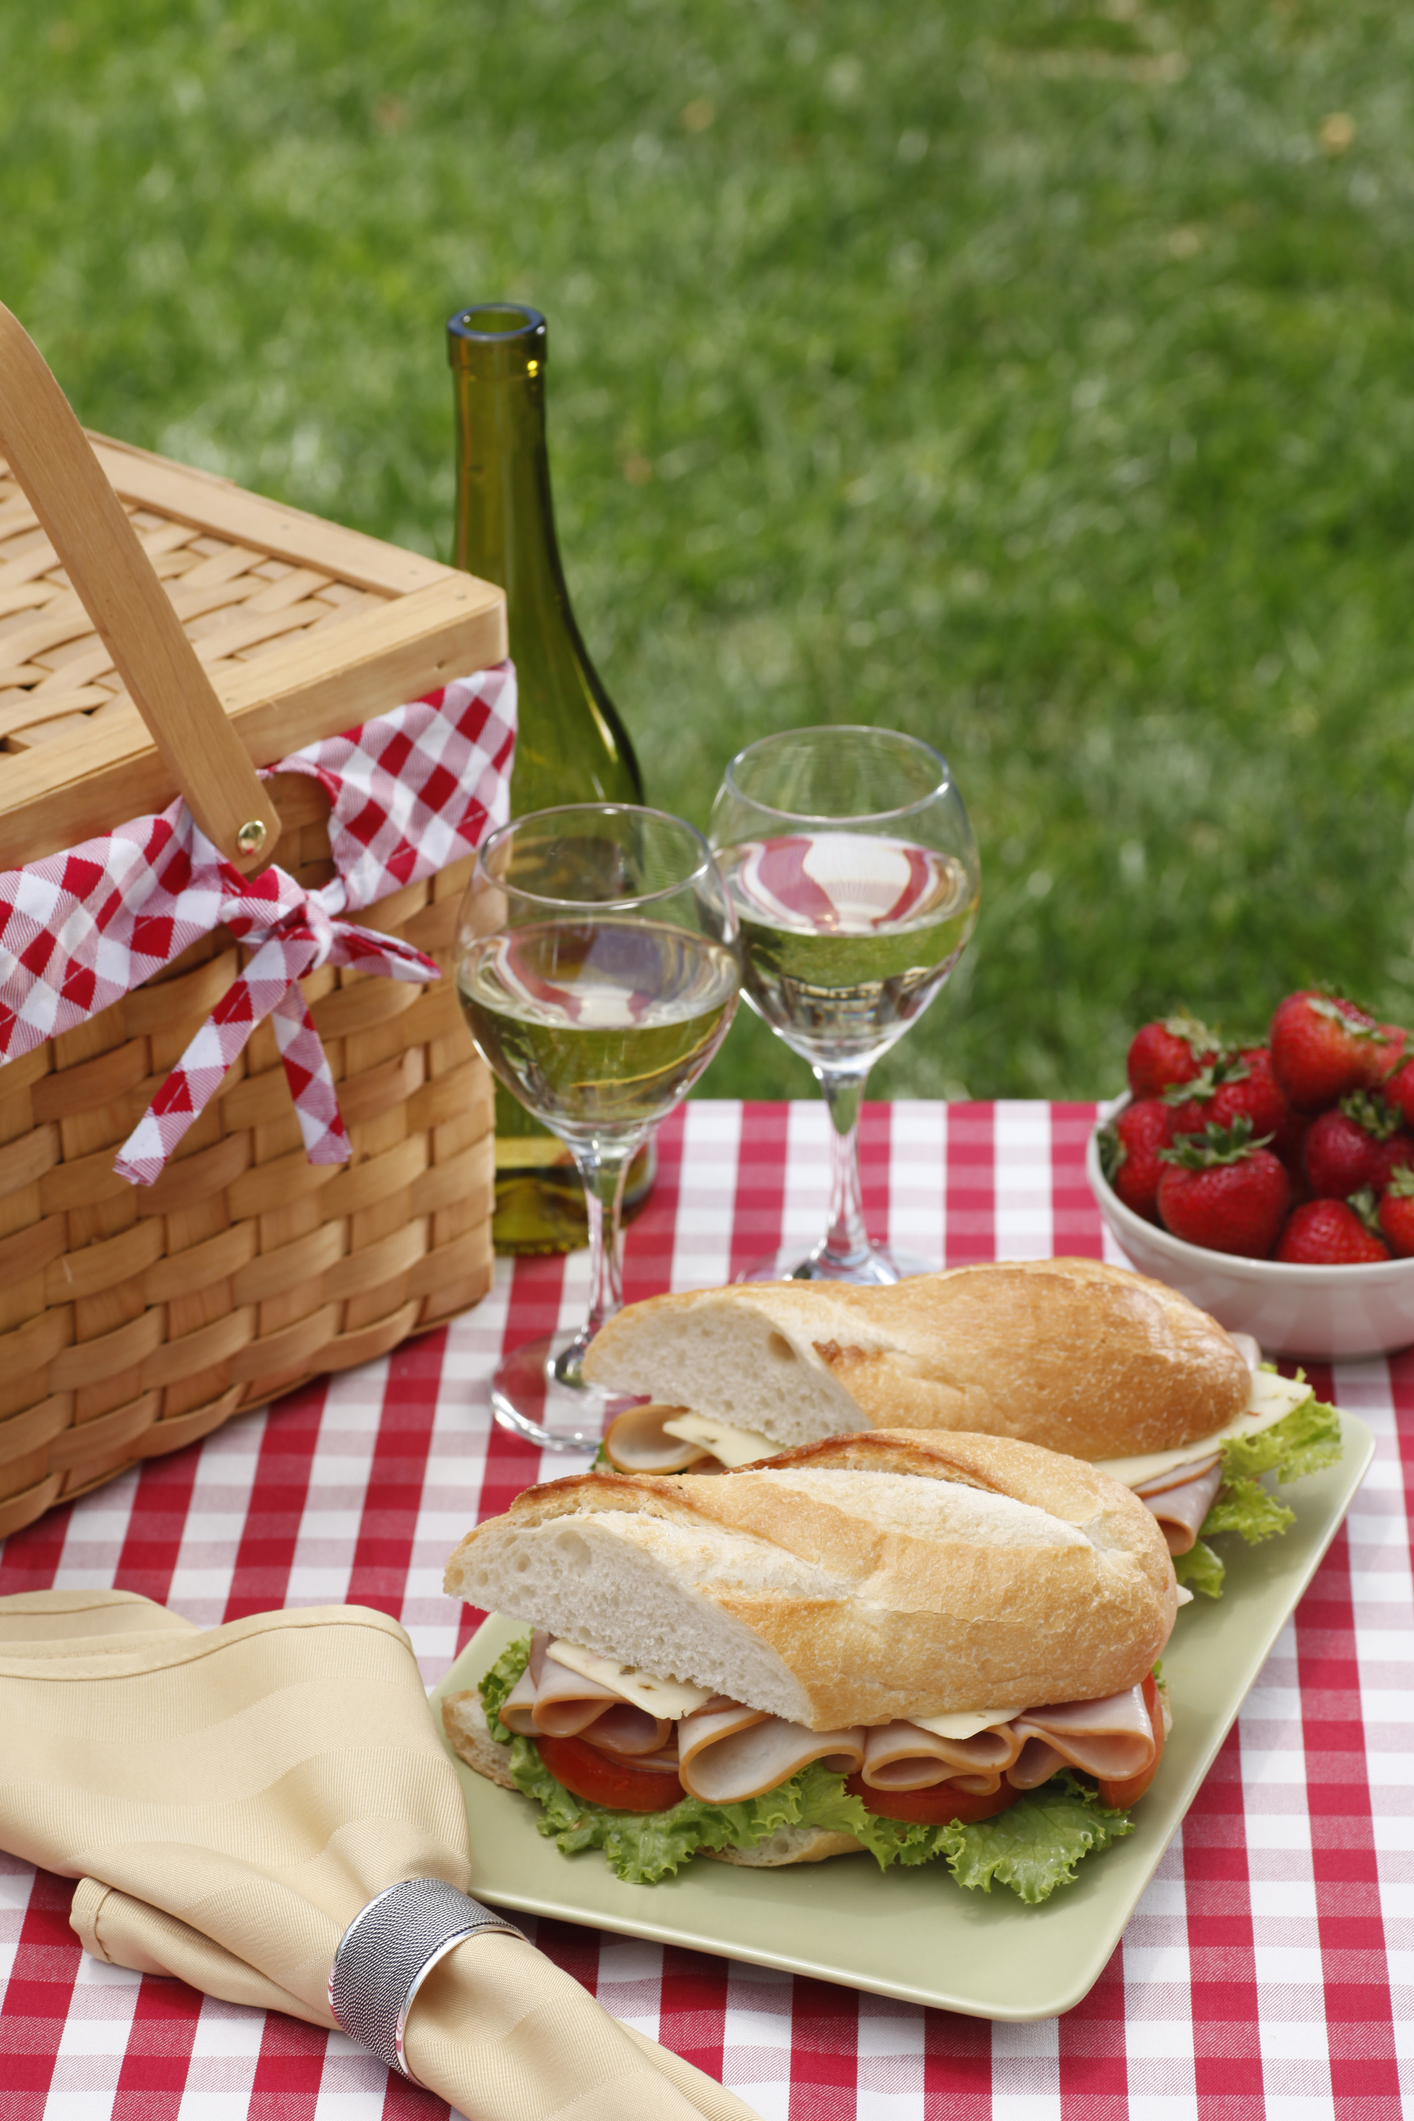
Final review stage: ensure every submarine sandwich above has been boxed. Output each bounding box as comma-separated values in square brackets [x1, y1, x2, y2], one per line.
[442, 1430, 1176, 1902]
[584, 1259, 1342, 1597]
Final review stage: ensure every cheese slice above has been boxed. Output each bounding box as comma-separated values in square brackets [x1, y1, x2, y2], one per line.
[909, 1706, 1026, 1740]
[545, 1638, 713, 1720]
[662, 1412, 778, 1469]
[1095, 1369, 1314, 1490]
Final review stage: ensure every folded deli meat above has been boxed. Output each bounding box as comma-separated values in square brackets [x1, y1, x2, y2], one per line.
[495, 1629, 1160, 1803]
[586, 1259, 1339, 1572]
[441, 1430, 1176, 1890]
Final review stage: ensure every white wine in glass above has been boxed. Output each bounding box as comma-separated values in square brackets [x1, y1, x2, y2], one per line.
[458, 805, 740, 1447]
[709, 727, 980, 1285]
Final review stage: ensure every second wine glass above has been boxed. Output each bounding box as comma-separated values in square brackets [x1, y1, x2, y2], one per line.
[709, 725, 980, 1285]
[458, 803, 740, 1448]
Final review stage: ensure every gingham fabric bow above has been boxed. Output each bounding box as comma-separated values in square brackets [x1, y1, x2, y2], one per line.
[0, 666, 516, 1184]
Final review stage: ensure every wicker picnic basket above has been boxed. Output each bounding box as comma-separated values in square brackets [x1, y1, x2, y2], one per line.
[0, 305, 507, 1540]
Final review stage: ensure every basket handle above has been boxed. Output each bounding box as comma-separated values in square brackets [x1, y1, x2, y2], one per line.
[0, 304, 280, 873]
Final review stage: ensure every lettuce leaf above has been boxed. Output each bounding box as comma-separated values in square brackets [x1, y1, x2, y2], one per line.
[938, 1772, 1131, 1904]
[1219, 1392, 1342, 1487]
[477, 1632, 531, 1741]
[1202, 1476, 1295, 1545]
[504, 1733, 836, 1883]
[1179, 1393, 1344, 1593]
[1173, 1538, 1225, 1598]
[501, 1731, 1125, 1898]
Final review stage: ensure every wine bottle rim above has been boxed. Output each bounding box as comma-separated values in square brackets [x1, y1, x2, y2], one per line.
[447, 304, 548, 371]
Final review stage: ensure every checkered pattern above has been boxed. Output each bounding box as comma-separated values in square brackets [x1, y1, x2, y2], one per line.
[0, 1099, 1407, 2121]
[0, 665, 517, 1184]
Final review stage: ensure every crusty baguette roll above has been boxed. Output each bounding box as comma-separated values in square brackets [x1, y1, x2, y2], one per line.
[443, 1430, 1176, 1732]
[438, 1691, 862, 1864]
[580, 1258, 1248, 1460]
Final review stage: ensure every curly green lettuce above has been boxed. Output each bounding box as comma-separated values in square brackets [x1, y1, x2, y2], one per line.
[475, 1635, 1132, 1899]
[478, 1632, 532, 1734]
[1179, 1386, 1343, 1598]
[937, 1773, 1132, 1904]
[1173, 1538, 1226, 1598]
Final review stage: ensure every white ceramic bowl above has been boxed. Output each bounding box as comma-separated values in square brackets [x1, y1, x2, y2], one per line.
[1085, 1096, 1414, 1361]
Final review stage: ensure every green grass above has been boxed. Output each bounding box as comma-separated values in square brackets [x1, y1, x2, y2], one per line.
[4, 0, 1414, 1102]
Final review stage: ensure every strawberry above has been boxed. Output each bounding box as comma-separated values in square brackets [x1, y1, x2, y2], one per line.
[1098, 1099, 1175, 1221]
[1276, 1197, 1391, 1264]
[1156, 1119, 1290, 1258]
[1378, 1167, 1414, 1259]
[1126, 1012, 1222, 1099]
[1164, 1052, 1290, 1145]
[1305, 1094, 1407, 1196]
[1381, 1054, 1414, 1132]
[1373, 1131, 1414, 1192]
[1302, 1091, 1414, 1197]
[1269, 990, 1405, 1111]
[1236, 1046, 1308, 1163]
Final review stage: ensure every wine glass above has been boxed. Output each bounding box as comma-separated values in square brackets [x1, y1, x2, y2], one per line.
[708, 725, 980, 1285]
[457, 803, 740, 1448]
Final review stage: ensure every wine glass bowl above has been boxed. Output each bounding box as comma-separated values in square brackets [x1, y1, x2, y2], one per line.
[457, 804, 740, 1448]
[709, 726, 979, 1285]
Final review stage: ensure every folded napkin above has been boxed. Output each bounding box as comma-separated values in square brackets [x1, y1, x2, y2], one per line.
[0, 1590, 757, 2120]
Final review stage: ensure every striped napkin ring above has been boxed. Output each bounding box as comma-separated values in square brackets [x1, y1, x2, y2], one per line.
[328, 1877, 523, 2082]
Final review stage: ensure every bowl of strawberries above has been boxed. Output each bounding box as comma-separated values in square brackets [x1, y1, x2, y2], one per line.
[1086, 991, 1414, 1360]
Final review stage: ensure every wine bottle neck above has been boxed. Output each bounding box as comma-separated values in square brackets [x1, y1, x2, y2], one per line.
[451, 361, 571, 602]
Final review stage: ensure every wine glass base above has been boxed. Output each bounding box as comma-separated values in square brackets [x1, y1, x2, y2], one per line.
[735, 1244, 939, 1287]
[490, 1328, 641, 1453]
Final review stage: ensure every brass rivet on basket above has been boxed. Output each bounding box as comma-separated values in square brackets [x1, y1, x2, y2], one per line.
[236, 819, 268, 855]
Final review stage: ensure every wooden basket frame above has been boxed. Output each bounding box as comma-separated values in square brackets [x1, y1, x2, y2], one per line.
[0, 314, 507, 1540]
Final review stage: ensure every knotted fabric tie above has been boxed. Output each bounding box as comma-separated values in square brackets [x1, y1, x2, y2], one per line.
[112, 853, 443, 1183]
[0, 666, 516, 1184]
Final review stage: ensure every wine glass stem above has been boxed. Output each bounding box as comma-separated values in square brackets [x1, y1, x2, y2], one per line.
[554, 1141, 636, 1387]
[815, 1065, 873, 1269]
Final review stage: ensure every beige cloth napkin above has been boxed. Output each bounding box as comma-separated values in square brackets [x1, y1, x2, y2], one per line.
[0, 1589, 758, 2120]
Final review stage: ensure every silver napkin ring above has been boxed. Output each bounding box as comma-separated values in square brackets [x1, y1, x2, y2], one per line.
[328, 1877, 522, 2082]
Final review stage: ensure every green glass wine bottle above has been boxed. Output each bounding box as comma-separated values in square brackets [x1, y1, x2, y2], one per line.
[447, 302, 654, 1254]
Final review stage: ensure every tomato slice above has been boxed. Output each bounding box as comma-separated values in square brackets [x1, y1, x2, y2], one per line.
[1096, 1672, 1165, 1809]
[844, 1772, 1021, 1826]
[536, 1734, 684, 1813]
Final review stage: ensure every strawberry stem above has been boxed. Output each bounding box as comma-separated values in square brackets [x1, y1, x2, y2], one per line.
[1158, 1116, 1274, 1168]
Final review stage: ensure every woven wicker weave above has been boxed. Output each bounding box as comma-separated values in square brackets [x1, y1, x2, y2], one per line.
[0, 313, 506, 1540]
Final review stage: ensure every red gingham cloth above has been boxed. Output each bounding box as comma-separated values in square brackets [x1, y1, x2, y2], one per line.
[0, 1099, 1406, 2121]
[0, 665, 517, 1183]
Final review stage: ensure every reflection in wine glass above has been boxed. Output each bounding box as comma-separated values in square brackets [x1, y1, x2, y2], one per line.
[709, 726, 980, 1285]
[458, 804, 740, 1447]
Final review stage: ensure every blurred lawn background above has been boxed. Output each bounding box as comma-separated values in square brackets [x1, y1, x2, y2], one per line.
[3, 0, 1413, 1102]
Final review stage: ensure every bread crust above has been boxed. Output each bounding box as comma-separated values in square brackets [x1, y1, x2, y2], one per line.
[581, 1257, 1248, 1458]
[444, 1431, 1177, 1731]
[441, 1690, 520, 1790]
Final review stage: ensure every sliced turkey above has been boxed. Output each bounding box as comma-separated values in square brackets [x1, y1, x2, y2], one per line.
[576, 1703, 675, 1757]
[529, 1656, 626, 1736]
[497, 1663, 541, 1736]
[495, 1641, 1159, 1809]
[1134, 1457, 1225, 1555]
[860, 1719, 1022, 1792]
[1004, 1683, 1156, 1790]
[601, 1403, 711, 1475]
[677, 1711, 866, 1804]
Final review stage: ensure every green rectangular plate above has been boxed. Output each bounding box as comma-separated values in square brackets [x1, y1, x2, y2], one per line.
[428, 1413, 1374, 2021]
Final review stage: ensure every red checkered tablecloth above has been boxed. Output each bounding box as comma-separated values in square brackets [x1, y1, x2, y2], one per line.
[1, 1100, 1408, 2120]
